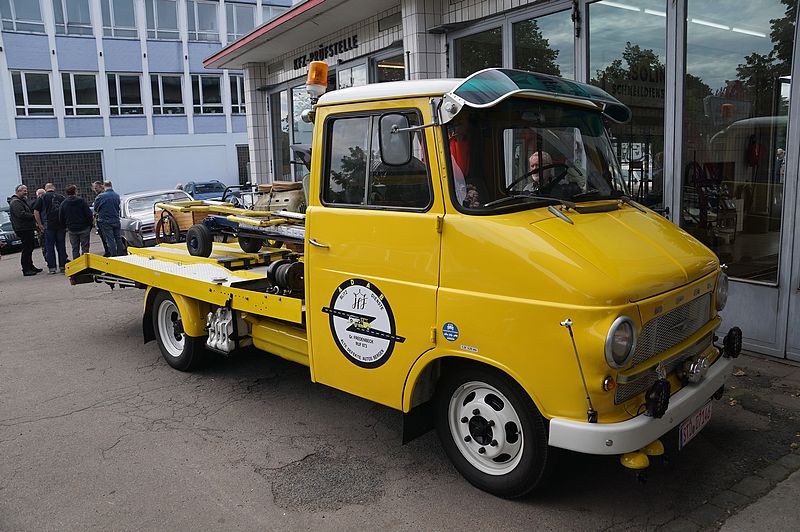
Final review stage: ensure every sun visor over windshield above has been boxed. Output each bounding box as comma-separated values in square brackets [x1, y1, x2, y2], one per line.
[440, 69, 631, 124]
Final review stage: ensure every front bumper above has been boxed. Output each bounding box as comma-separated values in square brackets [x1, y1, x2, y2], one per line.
[548, 354, 733, 455]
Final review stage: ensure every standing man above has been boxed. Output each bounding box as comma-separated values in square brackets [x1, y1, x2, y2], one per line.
[59, 184, 93, 260]
[92, 181, 110, 257]
[94, 180, 125, 256]
[33, 183, 68, 274]
[8, 184, 43, 276]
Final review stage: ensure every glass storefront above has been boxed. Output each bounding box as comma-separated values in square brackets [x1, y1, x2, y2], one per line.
[680, 0, 795, 283]
[454, 26, 502, 77]
[513, 10, 574, 78]
[271, 90, 291, 181]
[375, 53, 405, 83]
[589, 0, 667, 209]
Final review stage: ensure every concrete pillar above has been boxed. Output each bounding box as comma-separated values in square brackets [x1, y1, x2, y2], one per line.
[243, 63, 272, 184]
[401, 0, 445, 80]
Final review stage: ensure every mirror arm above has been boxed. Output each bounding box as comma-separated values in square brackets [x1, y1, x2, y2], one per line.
[391, 122, 436, 134]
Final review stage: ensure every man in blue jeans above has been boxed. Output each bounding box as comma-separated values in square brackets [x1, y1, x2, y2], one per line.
[33, 183, 68, 274]
[93, 180, 125, 257]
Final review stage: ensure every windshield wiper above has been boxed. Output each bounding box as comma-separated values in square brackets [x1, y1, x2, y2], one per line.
[483, 194, 576, 210]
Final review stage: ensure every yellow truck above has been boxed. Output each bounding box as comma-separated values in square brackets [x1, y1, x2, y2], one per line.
[67, 66, 742, 498]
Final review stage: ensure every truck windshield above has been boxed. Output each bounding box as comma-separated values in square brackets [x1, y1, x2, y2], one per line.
[445, 97, 628, 213]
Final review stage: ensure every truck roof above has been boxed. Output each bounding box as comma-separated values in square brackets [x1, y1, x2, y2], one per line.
[316, 79, 461, 106]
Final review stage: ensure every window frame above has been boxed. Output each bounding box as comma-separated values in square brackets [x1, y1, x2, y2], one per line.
[101, 0, 138, 38]
[230, 74, 246, 114]
[61, 72, 100, 116]
[107, 72, 144, 115]
[226, 2, 254, 42]
[191, 74, 223, 114]
[11, 71, 54, 117]
[187, 0, 219, 42]
[150, 73, 185, 115]
[320, 109, 434, 213]
[145, 0, 179, 40]
[261, 4, 288, 24]
[52, 0, 94, 36]
[1, 0, 45, 33]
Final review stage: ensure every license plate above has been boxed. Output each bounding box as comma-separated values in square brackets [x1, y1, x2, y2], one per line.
[678, 401, 713, 450]
[11, 240, 21, 246]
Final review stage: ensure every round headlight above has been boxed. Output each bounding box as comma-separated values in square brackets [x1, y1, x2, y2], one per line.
[605, 316, 637, 369]
[716, 272, 729, 311]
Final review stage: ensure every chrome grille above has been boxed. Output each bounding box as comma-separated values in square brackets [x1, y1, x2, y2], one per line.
[631, 293, 711, 367]
[614, 334, 713, 404]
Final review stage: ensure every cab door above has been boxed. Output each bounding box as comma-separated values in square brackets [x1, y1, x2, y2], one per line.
[305, 102, 444, 409]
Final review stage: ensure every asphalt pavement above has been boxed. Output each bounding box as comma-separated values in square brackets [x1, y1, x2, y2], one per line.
[1, 244, 799, 531]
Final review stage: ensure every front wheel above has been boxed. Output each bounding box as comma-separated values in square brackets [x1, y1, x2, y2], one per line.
[435, 365, 555, 498]
[152, 291, 206, 371]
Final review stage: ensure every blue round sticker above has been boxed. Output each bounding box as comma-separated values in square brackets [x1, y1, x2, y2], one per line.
[442, 322, 459, 342]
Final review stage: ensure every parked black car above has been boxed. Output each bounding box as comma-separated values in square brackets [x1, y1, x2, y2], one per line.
[0, 207, 23, 254]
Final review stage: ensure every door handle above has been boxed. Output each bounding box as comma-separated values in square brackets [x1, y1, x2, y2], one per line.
[309, 238, 329, 249]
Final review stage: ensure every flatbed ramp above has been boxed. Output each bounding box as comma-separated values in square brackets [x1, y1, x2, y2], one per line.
[66, 243, 304, 325]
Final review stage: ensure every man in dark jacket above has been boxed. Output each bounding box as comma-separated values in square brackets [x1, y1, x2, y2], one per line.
[93, 180, 125, 256]
[59, 184, 93, 260]
[8, 184, 43, 276]
[33, 183, 68, 274]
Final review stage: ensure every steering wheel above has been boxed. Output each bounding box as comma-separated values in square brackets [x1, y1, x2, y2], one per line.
[504, 163, 570, 194]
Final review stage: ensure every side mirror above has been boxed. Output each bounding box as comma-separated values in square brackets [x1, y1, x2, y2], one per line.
[379, 113, 412, 166]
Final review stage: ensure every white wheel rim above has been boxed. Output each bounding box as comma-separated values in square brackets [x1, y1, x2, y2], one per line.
[157, 299, 184, 358]
[448, 381, 524, 476]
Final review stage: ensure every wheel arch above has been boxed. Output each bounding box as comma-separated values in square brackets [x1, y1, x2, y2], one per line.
[142, 287, 210, 340]
[402, 352, 546, 416]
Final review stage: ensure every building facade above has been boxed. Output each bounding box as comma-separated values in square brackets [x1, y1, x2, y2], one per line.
[207, 0, 800, 361]
[0, 0, 291, 196]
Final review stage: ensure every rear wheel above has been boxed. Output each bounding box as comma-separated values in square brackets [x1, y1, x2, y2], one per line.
[435, 365, 554, 498]
[186, 224, 213, 257]
[238, 236, 262, 253]
[152, 291, 206, 371]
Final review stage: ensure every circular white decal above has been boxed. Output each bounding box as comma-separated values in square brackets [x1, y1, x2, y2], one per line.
[322, 279, 405, 368]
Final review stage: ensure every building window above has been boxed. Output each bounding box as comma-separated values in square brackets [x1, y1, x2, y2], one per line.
[271, 90, 291, 180]
[513, 10, 574, 79]
[101, 0, 137, 38]
[454, 27, 502, 77]
[262, 4, 287, 23]
[145, 0, 178, 40]
[226, 2, 254, 41]
[52, 0, 93, 36]
[191, 75, 222, 114]
[0, 0, 45, 33]
[107, 73, 143, 115]
[150, 74, 184, 114]
[11, 71, 54, 116]
[230, 74, 245, 114]
[188, 0, 218, 42]
[62, 73, 100, 115]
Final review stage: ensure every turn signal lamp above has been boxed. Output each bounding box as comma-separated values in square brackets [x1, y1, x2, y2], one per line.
[306, 61, 328, 99]
[602, 376, 616, 392]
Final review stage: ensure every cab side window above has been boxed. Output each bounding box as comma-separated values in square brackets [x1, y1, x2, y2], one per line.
[323, 112, 432, 210]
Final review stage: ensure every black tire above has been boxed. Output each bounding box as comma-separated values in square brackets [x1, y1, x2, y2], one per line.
[238, 236, 262, 253]
[151, 291, 206, 371]
[186, 224, 213, 257]
[435, 364, 555, 498]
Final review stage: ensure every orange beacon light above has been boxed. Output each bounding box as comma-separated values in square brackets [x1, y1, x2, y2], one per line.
[306, 61, 328, 100]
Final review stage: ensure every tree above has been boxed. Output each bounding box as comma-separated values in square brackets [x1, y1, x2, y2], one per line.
[736, 0, 796, 115]
[513, 20, 561, 76]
